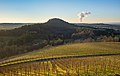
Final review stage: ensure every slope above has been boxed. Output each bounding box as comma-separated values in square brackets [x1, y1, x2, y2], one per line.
[0, 42, 120, 66]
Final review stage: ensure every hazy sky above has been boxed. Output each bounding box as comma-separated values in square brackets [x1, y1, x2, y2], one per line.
[0, 0, 120, 23]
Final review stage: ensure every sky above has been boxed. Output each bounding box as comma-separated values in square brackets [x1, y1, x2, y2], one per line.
[0, 0, 120, 23]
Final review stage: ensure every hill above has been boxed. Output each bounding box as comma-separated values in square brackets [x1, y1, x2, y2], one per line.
[0, 18, 120, 59]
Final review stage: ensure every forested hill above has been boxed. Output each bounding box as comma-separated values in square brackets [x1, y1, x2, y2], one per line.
[0, 18, 120, 59]
[0, 18, 77, 37]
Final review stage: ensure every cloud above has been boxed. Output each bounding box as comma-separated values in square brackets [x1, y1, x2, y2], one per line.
[78, 11, 91, 22]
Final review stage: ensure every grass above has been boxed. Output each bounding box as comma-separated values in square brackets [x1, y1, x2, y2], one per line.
[0, 42, 120, 66]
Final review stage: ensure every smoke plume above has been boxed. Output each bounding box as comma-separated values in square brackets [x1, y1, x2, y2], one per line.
[78, 11, 91, 22]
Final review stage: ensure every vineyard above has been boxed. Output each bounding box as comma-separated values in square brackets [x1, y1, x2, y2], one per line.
[0, 42, 120, 66]
[0, 56, 120, 76]
[0, 42, 120, 76]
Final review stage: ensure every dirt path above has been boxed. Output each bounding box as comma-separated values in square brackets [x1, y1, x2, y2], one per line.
[35, 53, 120, 62]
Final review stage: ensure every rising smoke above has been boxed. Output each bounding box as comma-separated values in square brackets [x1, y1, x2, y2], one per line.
[78, 11, 91, 22]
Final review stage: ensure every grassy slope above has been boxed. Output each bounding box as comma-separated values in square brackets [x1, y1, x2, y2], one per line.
[0, 42, 120, 66]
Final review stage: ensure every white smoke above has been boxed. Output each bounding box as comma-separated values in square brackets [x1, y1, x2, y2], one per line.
[78, 11, 91, 22]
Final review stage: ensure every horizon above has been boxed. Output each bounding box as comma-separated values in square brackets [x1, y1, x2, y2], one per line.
[0, 0, 120, 23]
[0, 18, 120, 24]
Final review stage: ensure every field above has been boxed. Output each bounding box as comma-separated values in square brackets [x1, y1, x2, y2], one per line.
[0, 42, 120, 66]
[0, 42, 120, 76]
[0, 56, 120, 76]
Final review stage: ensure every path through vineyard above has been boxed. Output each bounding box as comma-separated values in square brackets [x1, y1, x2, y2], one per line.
[0, 53, 120, 67]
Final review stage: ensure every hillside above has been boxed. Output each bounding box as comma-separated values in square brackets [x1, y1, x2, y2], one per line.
[0, 42, 120, 75]
[0, 18, 120, 60]
[0, 42, 120, 66]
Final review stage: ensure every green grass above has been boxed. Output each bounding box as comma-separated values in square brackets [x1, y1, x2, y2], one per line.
[0, 42, 120, 66]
